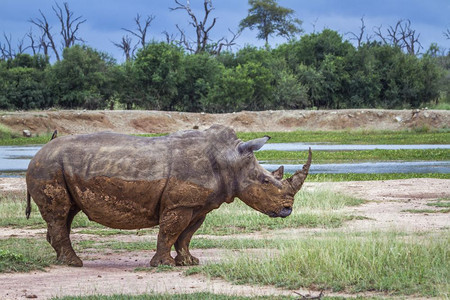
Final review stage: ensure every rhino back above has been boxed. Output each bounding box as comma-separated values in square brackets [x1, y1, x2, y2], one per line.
[27, 127, 240, 228]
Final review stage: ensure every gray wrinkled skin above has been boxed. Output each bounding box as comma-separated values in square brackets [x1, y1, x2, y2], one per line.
[26, 125, 311, 267]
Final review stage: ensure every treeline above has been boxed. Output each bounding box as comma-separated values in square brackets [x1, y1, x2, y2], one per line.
[0, 29, 448, 112]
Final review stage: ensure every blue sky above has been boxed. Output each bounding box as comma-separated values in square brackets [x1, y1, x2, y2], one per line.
[1, 0, 449, 62]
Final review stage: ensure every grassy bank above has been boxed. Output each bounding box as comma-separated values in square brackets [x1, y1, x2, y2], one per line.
[0, 129, 449, 146]
[238, 129, 450, 144]
[256, 148, 450, 163]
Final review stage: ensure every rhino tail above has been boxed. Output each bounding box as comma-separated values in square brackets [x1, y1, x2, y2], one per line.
[26, 191, 32, 219]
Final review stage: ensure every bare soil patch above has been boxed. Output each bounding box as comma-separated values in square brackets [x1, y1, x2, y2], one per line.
[0, 178, 448, 299]
[1, 109, 449, 135]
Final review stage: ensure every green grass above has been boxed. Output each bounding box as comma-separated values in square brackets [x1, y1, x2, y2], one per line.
[427, 199, 450, 208]
[256, 149, 450, 163]
[306, 172, 450, 181]
[237, 129, 450, 144]
[197, 190, 364, 235]
[52, 293, 300, 300]
[193, 232, 450, 297]
[0, 238, 55, 272]
[1, 129, 449, 146]
[402, 208, 450, 213]
[0, 131, 55, 146]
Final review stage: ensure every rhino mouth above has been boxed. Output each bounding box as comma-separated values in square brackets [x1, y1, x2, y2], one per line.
[268, 206, 292, 218]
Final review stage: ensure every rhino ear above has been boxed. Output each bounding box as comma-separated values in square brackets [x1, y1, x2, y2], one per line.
[238, 136, 270, 154]
[272, 165, 284, 180]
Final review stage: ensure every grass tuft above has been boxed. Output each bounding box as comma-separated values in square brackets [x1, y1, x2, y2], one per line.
[0, 238, 55, 272]
[196, 232, 450, 297]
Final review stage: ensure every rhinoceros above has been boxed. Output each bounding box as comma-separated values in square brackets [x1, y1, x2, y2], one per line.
[26, 125, 311, 267]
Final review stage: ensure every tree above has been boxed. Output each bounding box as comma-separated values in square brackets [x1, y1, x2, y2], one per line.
[121, 14, 155, 49]
[373, 19, 422, 56]
[29, 2, 86, 61]
[49, 45, 115, 109]
[240, 0, 302, 44]
[0, 54, 51, 109]
[170, 0, 240, 55]
[133, 42, 185, 110]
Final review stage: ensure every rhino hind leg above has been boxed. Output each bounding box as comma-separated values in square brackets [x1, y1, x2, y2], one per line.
[174, 216, 206, 266]
[34, 181, 83, 267]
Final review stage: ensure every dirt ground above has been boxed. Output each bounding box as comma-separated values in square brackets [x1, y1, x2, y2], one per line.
[1, 109, 449, 135]
[0, 178, 448, 299]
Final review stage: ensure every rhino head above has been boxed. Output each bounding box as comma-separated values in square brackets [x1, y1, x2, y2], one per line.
[234, 136, 312, 218]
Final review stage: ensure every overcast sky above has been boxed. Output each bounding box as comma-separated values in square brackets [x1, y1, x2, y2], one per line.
[1, 0, 449, 62]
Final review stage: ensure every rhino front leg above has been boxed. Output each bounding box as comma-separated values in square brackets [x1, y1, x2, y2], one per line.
[174, 216, 206, 266]
[150, 208, 193, 267]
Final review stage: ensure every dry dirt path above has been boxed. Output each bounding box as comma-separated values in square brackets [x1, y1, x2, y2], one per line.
[0, 178, 449, 299]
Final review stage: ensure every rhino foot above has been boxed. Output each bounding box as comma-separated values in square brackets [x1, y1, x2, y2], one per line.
[150, 254, 175, 267]
[175, 254, 199, 266]
[57, 254, 83, 267]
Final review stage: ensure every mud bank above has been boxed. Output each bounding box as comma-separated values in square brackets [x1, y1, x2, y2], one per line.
[1, 109, 448, 136]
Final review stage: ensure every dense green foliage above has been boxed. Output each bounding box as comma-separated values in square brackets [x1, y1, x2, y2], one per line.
[1, 28, 448, 111]
[239, 0, 303, 44]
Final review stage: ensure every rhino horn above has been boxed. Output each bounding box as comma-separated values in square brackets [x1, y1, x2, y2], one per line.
[286, 147, 312, 192]
[238, 136, 270, 154]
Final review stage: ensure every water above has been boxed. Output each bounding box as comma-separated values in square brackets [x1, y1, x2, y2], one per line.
[0, 146, 40, 172]
[262, 161, 450, 174]
[0, 145, 449, 176]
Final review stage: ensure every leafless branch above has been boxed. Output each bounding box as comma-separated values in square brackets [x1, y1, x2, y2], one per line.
[53, 2, 86, 48]
[293, 290, 324, 300]
[373, 19, 422, 55]
[122, 14, 155, 48]
[26, 29, 38, 55]
[113, 35, 136, 61]
[29, 9, 61, 61]
[443, 28, 450, 40]
[346, 16, 366, 48]
[170, 0, 238, 55]
[0, 33, 14, 59]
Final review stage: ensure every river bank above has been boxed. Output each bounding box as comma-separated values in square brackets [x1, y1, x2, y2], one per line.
[1, 109, 449, 136]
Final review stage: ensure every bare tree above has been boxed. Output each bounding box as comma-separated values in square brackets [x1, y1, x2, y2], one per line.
[0, 33, 14, 60]
[170, 0, 240, 55]
[30, 9, 61, 61]
[444, 29, 450, 40]
[53, 2, 86, 48]
[373, 19, 422, 55]
[16, 34, 30, 54]
[26, 29, 38, 55]
[30, 2, 85, 61]
[113, 35, 136, 61]
[346, 16, 372, 48]
[122, 14, 155, 48]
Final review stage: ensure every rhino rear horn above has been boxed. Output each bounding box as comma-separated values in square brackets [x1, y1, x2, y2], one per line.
[238, 136, 270, 153]
[272, 165, 284, 180]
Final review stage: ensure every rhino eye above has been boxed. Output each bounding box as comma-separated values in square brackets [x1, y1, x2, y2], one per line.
[263, 177, 270, 184]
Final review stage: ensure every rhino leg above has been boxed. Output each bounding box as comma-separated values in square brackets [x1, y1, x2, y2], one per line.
[174, 216, 206, 266]
[150, 208, 194, 267]
[33, 180, 83, 267]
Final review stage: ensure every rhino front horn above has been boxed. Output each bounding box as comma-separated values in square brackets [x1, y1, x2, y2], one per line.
[287, 147, 312, 191]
